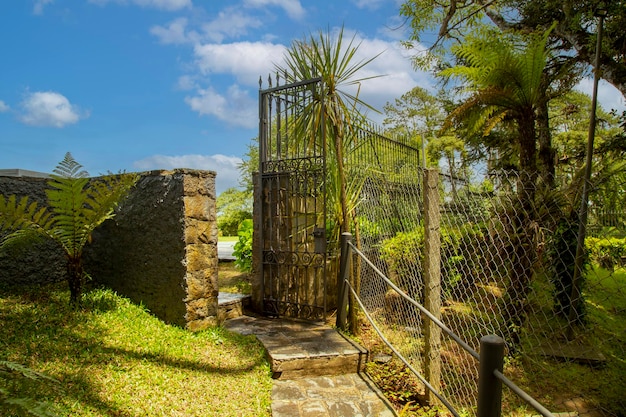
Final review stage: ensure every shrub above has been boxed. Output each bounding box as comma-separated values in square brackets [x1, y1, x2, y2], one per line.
[380, 223, 485, 301]
[217, 210, 252, 237]
[233, 219, 253, 272]
[586, 236, 626, 271]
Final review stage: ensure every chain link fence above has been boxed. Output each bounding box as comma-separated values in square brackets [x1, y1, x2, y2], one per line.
[350, 167, 626, 416]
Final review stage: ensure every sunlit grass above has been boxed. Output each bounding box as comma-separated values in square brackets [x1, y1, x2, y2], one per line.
[0, 283, 271, 416]
[218, 261, 251, 294]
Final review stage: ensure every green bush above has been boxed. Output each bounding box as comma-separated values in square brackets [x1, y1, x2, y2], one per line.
[233, 219, 253, 272]
[586, 236, 626, 270]
[380, 223, 485, 301]
[217, 210, 252, 237]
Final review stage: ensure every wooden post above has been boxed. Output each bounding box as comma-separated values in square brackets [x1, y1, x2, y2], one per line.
[423, 168, 441, 404]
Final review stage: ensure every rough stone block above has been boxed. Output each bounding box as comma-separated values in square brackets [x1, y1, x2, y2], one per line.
[185, 243, 215, 271]
[184, 195, 213, 221]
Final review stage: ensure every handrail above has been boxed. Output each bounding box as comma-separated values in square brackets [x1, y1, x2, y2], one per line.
[347, 240, 480, 361]
[342, 236, 556, 417]
[494, 370, 555, 417]
[346, 279, 462, 417]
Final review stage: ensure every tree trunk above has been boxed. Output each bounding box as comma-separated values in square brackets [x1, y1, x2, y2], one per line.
[504, 112, 538, 349]
[67, 256, 84, 307]
[537, 98, 556, 188]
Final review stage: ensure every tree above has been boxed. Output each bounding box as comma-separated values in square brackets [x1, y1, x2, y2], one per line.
[276, 26, 381, 237]
[276, 27, 381, 333]
[382, 86, 445, 166]
[440, 28, 555, 345]
[440, 27, 552, 197]
[216, 187, 252, 236]
[400, 0, 626, 98]
[0, 153, 138, 306]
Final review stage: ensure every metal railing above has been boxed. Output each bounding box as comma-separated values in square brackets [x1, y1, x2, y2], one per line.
[337, 232, 556, 417]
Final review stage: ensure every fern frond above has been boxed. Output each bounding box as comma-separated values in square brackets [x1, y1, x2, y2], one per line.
[52, 152, 89, 179]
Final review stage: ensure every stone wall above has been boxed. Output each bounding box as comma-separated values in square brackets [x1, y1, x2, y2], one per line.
[0, 169, 218, 330]
[0, 176, 67, 287]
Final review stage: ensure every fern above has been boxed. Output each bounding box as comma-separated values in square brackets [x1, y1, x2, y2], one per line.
[0, 152, 138, 305]
[0, 361, 60, 417]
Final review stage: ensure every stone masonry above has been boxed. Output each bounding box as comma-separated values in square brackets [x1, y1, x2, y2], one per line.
[0, 169, 219, 331]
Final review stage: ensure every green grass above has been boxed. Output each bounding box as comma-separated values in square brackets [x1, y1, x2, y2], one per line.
[218, 236, 239, 242]
[0, 283, 272, 416]
[218, 261, 251, 294]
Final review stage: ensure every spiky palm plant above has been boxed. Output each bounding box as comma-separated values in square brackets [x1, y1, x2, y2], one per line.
[277, 26, 381, 238]
[0, 153, 138, 306]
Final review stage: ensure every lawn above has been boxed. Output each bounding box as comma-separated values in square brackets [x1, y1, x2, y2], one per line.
[218, 261, 251, 294]
[0, 283, 272, 417]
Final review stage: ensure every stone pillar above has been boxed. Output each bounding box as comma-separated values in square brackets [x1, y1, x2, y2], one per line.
[182, 171, 219, 331]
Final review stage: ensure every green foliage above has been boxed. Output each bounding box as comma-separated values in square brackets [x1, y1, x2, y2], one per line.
[380, 224, 485, 300]
[216, 187, 252, 236]
[0, 152, 138, 305]
[400, 0, 626, 98]
[233, 219, 253, 272]
[586, 237, 626, 271]
[277, 26, 381, 237]
[545, 216, 588, 321]
[0, 361, 60, 417]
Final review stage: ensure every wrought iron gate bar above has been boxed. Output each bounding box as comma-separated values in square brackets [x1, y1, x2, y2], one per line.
[259, 77, 329, 320]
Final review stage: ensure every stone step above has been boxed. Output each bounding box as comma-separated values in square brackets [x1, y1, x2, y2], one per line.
[218, 292, 251, 322]
[224, 316, 368, 380]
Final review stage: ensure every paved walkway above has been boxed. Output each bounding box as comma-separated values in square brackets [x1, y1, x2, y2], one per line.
[224, 316, 396, 417]
[272, 373, 395, 417]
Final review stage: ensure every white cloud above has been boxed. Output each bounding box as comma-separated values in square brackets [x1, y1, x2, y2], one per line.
[89, 0, 191, 11]
[193, 41, 286, 85]
[200, 8, 263, 43]
[150, 18, 194, 45]
[351, 0, 386, 10]
[33, 0, 54, 15]
[151, 10, 264, 45]
[176, 75, 198, 91]
[185, 85, 257, 128]
[243, 0, 305, 20]
[0, 100, 9, 113]
[132, 153, 243, 194]
[19, 91, 87, 128]
[575, 78, 626, 113]
[181, 31, 432, 127]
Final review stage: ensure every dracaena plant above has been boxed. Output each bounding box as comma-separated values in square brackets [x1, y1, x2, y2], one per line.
[0, 152, 138, 306]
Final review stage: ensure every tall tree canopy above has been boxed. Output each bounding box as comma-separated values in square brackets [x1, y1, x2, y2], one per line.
[401, 0, 626, 97]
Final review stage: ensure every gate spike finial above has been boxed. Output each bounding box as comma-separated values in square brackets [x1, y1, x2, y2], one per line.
[268, 74, 272, 88]
[259, 76, 262, 89]
[276, 72, 280, 87]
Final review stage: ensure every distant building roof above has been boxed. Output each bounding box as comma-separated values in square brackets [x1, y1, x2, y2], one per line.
[0, 169, 51, 178]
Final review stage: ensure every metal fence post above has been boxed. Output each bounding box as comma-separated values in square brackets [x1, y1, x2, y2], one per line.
[336, 232, 352, 330]
[478, 335, 505, 417]
[424, 168, 442, 404]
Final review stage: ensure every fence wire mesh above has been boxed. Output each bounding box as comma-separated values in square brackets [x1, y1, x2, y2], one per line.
[351, 166, 626, 416]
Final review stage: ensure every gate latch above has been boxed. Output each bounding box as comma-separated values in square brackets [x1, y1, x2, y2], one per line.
[312, 227, 326, 254]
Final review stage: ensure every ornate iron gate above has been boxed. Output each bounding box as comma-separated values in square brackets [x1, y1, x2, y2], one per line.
[258, 77, 329, 320]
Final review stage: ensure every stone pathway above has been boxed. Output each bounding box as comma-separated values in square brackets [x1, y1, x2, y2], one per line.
[224, 316, 396, 417]
[272, 373, 395, 417]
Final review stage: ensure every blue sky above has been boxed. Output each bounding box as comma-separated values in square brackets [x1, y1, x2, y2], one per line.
[1, 0, 624, 194]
